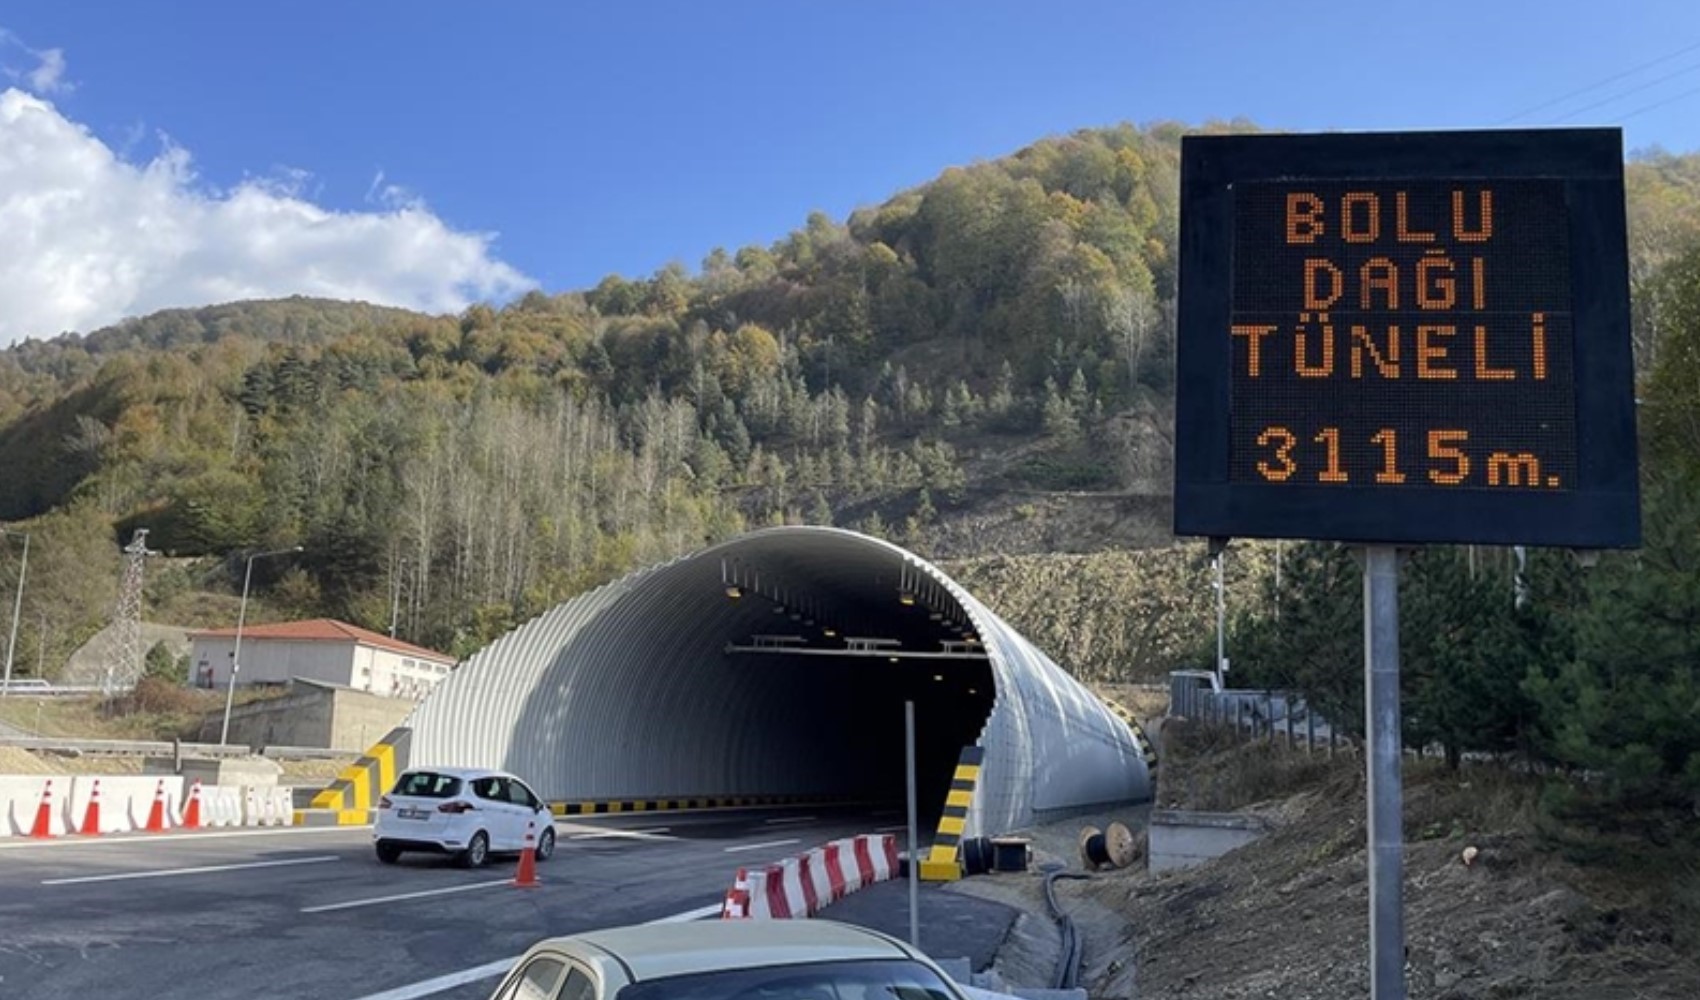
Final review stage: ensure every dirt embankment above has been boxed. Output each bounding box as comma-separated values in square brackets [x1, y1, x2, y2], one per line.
[1083, 724, 1700, 999]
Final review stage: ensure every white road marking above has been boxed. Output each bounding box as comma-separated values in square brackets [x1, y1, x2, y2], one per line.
[302, 878, 512, 913]
[724, 838, 800, 853]
[346, 957, 516, 1000]
[345, 902, 719, 1000]
[567, 827, 672, 840]
[0, 825, 369, 851]
[763, 815, 818, 825]
[42, 854, 339, 885]
[645, 902, 725, 923]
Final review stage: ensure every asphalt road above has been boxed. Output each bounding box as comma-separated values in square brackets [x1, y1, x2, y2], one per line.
[0, 806, 918, 1000]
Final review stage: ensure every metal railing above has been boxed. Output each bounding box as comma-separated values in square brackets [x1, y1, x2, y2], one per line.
[1169, 670, 1347, 754]
[0, 735, 255, 758]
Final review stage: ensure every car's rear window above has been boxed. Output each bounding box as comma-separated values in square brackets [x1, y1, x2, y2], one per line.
[615, 958, 958, 1000]
[392, 772, 462, 799]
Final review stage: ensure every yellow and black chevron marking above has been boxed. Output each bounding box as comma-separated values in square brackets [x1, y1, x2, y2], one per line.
[292, 727, 413, 827]
[1104, 698, 1160, 773]
[920, 745, 984, 882]
[550, 793, 841, 816]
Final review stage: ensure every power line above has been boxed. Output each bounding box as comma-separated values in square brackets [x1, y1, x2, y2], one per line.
[1616, 81, 1700, 123]
[1553, 60, 1700, 122]
[1496, 38, 1700, 124]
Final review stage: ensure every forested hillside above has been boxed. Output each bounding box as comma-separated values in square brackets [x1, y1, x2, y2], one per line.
[1, 124, 1698, 676]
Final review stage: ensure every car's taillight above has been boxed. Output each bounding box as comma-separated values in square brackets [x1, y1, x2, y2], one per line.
[379, 796, 393, 810]
[438, 800, 475, 814]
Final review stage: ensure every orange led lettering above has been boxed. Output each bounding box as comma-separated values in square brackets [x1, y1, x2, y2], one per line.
[1427, 430, 1470, 485]
[1472, 257, 1486, 310]
[1473, 326, 1515, 380]
[1257, 427, 1297, 482]
[1532, 312, 1547, 380]
[1452, 189, 1493, 242]
[1359, 258, 1399, 310]
[1286, 193, 1324, 244]
[1315, 428, 1347, 483]
[1416, 325, 1457, 379]
[1231, 324, 1277, 377]
[1294, 314, 1335, 377]
[1487, 452, 1541, 486]
[1304, 259, 1344, 309]
[1350, 324, 1400, 379]
[1416, 251, 1456, 310]
[1342, 192, 1380, 243]
[1371, 429, 1406, 483]
[1395, 192, 1435, 243]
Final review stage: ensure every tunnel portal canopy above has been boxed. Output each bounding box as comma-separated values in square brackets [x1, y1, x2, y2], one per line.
[407, 527, 1150, 836]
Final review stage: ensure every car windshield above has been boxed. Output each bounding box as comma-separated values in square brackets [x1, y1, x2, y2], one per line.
[614, 959, 958, 1000]
[392, 772, 463, 799]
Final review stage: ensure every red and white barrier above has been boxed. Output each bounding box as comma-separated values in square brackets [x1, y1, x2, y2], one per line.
[722, 834, 901, 920]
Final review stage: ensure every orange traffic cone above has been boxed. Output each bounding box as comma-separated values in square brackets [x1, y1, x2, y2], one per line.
[28, 779, 55, 838]
[722, 869, 749, 919]
[513, 821, 540, 888]
[79, 779, 102, 836]
[144, 779, 168, 833]
[181, 780, 203, 830]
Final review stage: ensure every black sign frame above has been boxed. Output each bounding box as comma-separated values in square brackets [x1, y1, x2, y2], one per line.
[1174, 128, 1639, 548]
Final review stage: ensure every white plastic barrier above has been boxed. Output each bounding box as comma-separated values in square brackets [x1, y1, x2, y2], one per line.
[0, 776, 69, 837]
[204, 785, 243, 827]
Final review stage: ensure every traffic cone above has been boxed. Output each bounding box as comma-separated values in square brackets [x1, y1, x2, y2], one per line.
[181, 780, 203, 830]
[144, 779, 168, 833]
[722, 869, 749, 919]
[79, 779, 102, 836]
[28, 779, 55, 839]
[513, 821, 540, 888]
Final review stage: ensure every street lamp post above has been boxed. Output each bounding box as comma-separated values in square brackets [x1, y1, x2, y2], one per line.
[1, 528, 29, 697]
[219, 546, 302, 745]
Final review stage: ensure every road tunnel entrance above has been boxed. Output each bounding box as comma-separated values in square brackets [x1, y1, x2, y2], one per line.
[407, 528, 1152, 839]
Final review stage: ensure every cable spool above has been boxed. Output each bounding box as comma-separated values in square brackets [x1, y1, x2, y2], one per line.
[1079, 821, 1137, 871]
[961, 836, 994, 876]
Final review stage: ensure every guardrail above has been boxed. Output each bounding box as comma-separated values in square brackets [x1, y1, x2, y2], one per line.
[0, 735, 255, 758]
[0, 681, 110, 697]
[259, 745, 357, 761]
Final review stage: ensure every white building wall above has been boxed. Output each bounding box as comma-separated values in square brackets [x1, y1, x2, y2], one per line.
[191, 636, 454, 699]
[192, 638, 359, 689]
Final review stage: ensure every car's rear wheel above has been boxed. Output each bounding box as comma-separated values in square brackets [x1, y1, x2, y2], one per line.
[375, 842, 402, 864]
[456, 830, 490, 868]
[535, 826, 556, 862]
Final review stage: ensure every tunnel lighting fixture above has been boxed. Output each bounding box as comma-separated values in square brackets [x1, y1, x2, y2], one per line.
[929, 611, 943, 621]
[889, 656, 900, 663]
[968, 687, 978, 695]
[899, 591, 915, 606]
[933, 674, 944, 681]
[725, 585, 742, 599]
[823, 628, 837, 638]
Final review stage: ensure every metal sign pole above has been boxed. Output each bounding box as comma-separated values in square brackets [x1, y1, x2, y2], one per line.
[905, 700, 921, 948]
[1363, 546, 1405, 1000]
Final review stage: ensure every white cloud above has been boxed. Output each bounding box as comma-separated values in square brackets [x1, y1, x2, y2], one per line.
[0, 29, 72, 96]
[0, 88, 534, 345]
[26, 47, 66, 94]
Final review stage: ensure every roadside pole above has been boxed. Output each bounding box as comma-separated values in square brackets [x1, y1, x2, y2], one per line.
[905, 699, 920, 948]
[1363, 547, 1404, 1000]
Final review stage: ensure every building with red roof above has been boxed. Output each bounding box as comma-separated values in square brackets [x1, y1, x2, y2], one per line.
[188, 618, 458, 700]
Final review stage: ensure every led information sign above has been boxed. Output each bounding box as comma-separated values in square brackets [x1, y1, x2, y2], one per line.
[1174, 130, 1639, 547]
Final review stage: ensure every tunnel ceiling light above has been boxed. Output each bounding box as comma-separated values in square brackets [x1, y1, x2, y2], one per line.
[889, 656, 900, 663]
[899, 591, 915, 606]
[968, 687, 978, 695]
[823, 628, 837, 637]
[933, 674, 944, 681]
[929, 611, 942, 621]
[725, 585, 742, 599]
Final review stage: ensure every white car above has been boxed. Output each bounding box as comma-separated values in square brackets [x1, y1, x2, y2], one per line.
[487, 919, 967, 1000]
[374, 766, 556, 867]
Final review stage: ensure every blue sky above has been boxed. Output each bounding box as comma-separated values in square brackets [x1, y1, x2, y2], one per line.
[1, 1, 1698, 341]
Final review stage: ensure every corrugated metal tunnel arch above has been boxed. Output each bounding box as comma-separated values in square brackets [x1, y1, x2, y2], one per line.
[405, 527, 1151, 836]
